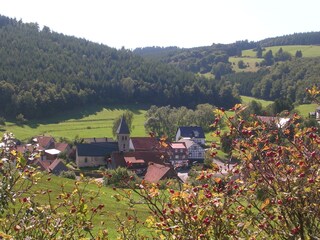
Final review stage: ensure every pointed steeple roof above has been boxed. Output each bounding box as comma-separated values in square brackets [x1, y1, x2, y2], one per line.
[116, 116, 130, 134]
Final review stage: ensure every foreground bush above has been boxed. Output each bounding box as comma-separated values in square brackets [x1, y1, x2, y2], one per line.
[0, 133, 108, 239]
[114, 87, 320, 239]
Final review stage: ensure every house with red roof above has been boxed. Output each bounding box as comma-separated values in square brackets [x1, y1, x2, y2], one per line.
[168, 142, 188, 168]
[129, 137, 163, 152]
[144, 162, 181, 183]
[110, 151, 170, 175]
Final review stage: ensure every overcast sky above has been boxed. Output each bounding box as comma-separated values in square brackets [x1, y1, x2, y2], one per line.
[1, 0, 320, 49]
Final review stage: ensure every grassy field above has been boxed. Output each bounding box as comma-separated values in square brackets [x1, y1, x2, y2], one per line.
[294, 103, 318, 118]
[240, 95, 274, 108]
[229, 57, 263, 72]
[24, 174, 150, 238]
[242, 45, 320, 58]
[3, 104, 149, 141]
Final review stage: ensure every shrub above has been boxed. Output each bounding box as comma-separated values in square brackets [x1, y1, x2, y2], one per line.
[103, 167, 140, 188]
[113, 86, 320, 239]
[59, 170, 76, 179]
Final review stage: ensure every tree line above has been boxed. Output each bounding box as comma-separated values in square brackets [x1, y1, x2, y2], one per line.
[144, 104, 216, 139]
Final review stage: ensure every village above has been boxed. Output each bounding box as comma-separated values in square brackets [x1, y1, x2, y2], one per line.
[7, 104, 320, 184]
[11, 116, 210, 183]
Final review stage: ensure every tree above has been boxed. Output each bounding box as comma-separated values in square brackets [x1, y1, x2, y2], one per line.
[295, 50, 303, 58]
[237, 60, 246, 69]
[262, 50, 274, 66]
[16, 113, 27, 125]
[112, 110, 134, 137]
[113, 87, 320, 239]
[256, 45, 263, 58]
[0, 117, 5, 126]
[211, 62, 233, 80]
[274, 48, 292, 62]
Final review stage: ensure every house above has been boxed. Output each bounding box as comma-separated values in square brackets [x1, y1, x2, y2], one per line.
[129, 137, 163, 152]
[178, 138, 205, 165]
[168, 142, 188, 168]
[33, 135, 55, 150]
[110, 151, 170, 175]
[175, 126, 205, 145]
[75, 116, 131, 168]
[33, 158, 69, 175]
[144, 162, 181, 183]
[256, 116, 290, 128]
[76, 142, 119, 168]
[31, 135, 71, 161]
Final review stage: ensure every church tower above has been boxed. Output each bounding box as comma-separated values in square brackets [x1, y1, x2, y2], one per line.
[116, 116, 130, 152]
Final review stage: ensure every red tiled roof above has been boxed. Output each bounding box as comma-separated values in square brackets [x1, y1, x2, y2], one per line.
[124, 157, 145, 164]
[49, 159, 68, 172]
[130, 137, 165, 151]
[16, 145, 34, 154]
[112, 151, 169, 168]
[144, 163, 174, 183]
[55, 142, 69, 152]
[170, 142, 186, 149]
[256, 116, 276, 124]
[35, 136, 54, 149]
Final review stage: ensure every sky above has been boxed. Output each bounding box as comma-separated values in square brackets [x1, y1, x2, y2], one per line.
[1, 0, 320, 50]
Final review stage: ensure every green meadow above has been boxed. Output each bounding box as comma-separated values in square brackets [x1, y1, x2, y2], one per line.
[294, 103, 318, 118]
[242, 45, 320, 58]
[2, 97, 316, 144]
[3, 104, 149, 142]
[240, 95, 274, 108]
[229, 56, 263, 72]
[19, 174, 150, 238]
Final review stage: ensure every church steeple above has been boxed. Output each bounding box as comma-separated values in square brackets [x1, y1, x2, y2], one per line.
[117, 116, 130, 152]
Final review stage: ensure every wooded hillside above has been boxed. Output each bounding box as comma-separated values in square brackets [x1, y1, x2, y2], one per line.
[0, 15, 239, 119]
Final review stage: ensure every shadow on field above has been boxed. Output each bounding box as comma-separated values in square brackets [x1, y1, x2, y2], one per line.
[24, 103, 149, 128]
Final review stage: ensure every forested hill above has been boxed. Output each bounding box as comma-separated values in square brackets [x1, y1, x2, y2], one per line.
[0, 15, 240, 119]
[258, 32, 320, 47]
[133, 32, 320, 74]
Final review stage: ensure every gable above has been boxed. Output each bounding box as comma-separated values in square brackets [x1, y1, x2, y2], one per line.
[177, 126, 205, 139]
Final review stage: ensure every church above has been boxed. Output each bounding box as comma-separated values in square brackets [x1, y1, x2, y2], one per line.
[76, 116, 130, 168]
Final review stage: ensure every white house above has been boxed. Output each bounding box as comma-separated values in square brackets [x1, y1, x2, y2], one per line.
[175, 126, 205, 145]
[178, 138, 205, 165]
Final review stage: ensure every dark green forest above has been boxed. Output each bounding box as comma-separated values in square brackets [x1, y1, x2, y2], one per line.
[1, 14, 320, 120]
[0, 15, 239, 119]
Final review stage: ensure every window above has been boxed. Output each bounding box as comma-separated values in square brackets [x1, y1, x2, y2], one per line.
[122, 136, 124, 140]
[124, 136, 127, 140]
[84, 157, 88, 163]
[123, 144, 126, 149]
[175, 155, 179, 159]
[198, 152, 203, 157]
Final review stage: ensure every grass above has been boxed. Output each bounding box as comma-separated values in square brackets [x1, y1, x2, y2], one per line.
[23, 174, 150, 238]
[240, 95, 274, 108]
[294, 103, 318, 118]
[229, 57, 263, 72]
[242, 45, 320, 58]
[3, 104, 149, 142]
